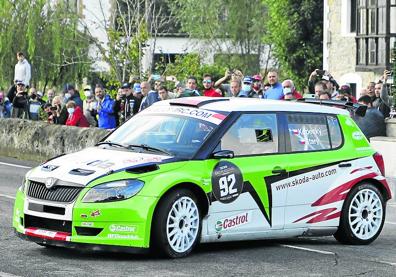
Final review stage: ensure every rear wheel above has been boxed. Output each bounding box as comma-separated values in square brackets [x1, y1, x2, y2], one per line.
[152, 189, 201, 258]
[334, 183, 385, 244]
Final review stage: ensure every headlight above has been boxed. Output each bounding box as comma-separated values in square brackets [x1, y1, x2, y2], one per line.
[19, 178, 28, 194]
[82, 180, 144, 203]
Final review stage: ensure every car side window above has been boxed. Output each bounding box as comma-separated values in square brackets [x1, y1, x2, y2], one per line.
[327, 115, 342, 148]
[221, 113, 278, 156]
[287, 113, 331, 152]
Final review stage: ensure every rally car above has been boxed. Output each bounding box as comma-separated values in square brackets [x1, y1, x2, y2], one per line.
[13, 97, 392, 258]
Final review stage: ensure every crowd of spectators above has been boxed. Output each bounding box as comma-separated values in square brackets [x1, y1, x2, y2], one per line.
[0, 52, 393, 141]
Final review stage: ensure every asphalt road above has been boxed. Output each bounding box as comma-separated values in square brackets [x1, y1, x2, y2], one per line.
[1, 156, 396, 277]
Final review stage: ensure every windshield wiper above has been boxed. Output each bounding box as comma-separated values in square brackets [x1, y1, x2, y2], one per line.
[127, 144, 172, 156]
[96, 141, 127, 148]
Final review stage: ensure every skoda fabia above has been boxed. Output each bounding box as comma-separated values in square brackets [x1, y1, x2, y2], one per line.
[13, 97, 392, 258]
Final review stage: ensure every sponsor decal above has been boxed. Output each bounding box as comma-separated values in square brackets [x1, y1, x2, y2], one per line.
[122, 156, 162, 165]
[90, 210, 101, 217]
[275, 168, 337, 191]
[86, 160, 115, 169]
[107, 234, 141, 240]
[345, 118, 355, 126]
[109, 224, 137, 233]
[25, 227, 70, 241]
[352, 131, 364, 140]
[152, 106, 225, 125]
[211, 161, 243, 204]
[215, 211, 252, 232]
[80, 214, 88, 219]
[81, 222, 94, 227]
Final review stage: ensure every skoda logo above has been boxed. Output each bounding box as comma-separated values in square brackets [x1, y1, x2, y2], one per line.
[45, 178, 57, 189]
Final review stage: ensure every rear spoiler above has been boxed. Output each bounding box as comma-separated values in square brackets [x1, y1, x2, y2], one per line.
[297, 98, 367, 117]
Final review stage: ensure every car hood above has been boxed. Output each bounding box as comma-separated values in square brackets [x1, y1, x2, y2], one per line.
[27, 147, 174, 186]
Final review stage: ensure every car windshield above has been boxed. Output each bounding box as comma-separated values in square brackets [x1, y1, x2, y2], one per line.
[105, 113, 218, 159]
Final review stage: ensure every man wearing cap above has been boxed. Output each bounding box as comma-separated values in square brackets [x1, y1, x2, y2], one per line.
[202, 74, 222, 97]
[11, 81, 29, 118]
[238, 76, 259, 98]
[252, 75, 264, 98]
[115, 82, 141, 124]
[264, 71, 283, 100]
[337, 85, 357, 103]
[64, 83, 83, 109]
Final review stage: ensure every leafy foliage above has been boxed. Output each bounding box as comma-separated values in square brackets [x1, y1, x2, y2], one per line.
[0, 0, 91, 90]
[167, 0, 267, 75]
[262, 0, 323, 90]
[163, 54, 226, 90]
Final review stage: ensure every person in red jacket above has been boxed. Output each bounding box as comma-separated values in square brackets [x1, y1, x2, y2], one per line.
[203, 74, 222, 97]
[65, 100, 89, 127]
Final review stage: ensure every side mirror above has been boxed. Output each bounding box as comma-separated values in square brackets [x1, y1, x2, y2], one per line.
[212, 150, 234, 159]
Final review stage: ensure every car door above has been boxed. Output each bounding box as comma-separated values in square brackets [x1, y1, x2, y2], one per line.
[205, 112, 289, 236]
[281, 112, 346, 229]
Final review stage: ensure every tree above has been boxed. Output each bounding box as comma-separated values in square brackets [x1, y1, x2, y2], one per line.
[262, 0, 323, 90]
[79, 0, 175, 84]
[0, 0, 92, 90]
[167, 0, 268, 75]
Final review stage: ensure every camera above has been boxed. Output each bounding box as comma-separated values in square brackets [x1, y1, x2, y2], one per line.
[50, 106, 57, 111]
[316, 69, 325, 76]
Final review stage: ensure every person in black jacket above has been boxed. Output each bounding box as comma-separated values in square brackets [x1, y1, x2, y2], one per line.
[11, 81, 29, 119]
[353, 95, 386, 140]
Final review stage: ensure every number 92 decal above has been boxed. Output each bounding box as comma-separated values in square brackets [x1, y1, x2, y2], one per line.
[211, 161, 243, 203]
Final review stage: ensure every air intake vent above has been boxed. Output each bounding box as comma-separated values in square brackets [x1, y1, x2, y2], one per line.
[27, 181, 83, 203]
[125, 164, 159, 174]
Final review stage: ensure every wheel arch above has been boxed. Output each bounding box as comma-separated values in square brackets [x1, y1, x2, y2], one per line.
[148, 182, 210, 246]
[356, 178, 392, 201]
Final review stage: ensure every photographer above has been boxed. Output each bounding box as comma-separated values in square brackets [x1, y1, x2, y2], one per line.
[115, 82, 141, 125]
[214, 69, 244, 97]
[50, 96, 68, 125]
[308, 69, 339, 97]
[11, 81, 29, 119]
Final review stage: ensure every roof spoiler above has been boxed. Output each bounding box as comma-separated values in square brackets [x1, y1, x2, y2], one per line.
[169, 97, 229, 108]
[297, 99, 367, 117]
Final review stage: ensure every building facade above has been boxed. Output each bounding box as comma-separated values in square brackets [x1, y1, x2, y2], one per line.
[324, 0, 396, 98]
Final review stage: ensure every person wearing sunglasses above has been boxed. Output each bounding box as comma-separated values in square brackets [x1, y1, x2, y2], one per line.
[202, 74, 222, 97]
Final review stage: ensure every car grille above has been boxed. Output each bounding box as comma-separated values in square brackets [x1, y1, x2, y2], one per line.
[27, 180, 83, 203]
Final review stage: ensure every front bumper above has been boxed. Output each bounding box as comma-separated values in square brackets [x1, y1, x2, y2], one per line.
[13, 188, 159, 251]
[15, 229, 148, 254]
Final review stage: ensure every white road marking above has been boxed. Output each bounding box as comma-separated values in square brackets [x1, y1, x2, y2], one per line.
[385, 221, 396, 225]
[0, 162, 32, 169]
[280, 244, 335, 255]
[0, 272, 22, 277]
[378, 261, 396, 267]
[0, 194, 16, 200]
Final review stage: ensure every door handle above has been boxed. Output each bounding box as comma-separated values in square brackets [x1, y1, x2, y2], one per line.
[338, 162, 352, 168]
[272, 169, 287, 175]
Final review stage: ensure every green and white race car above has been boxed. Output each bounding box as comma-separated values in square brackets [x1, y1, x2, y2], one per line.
[13, 97, 392, 258]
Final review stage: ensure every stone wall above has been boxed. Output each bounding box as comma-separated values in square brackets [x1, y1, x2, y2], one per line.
[0, 118, 109, 162]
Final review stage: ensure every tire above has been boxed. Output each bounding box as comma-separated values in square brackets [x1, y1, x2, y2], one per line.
[152, 189, 201, 258]
[334, 183, 385, 245]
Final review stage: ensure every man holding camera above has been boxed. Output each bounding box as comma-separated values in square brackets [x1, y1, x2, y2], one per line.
[115, 82, 141, 124]
[308, 69, 339, 98]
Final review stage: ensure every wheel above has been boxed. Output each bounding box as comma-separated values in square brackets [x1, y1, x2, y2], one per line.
[334, 183, 385, 245]
[152, 189, 201, 258]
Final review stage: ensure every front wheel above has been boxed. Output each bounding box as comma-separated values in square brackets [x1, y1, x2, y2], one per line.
[334, 183, 385, 245]
[152, 189, 201, 258]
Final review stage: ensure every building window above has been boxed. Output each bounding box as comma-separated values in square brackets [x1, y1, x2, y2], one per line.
[356, 0, 396, 70]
